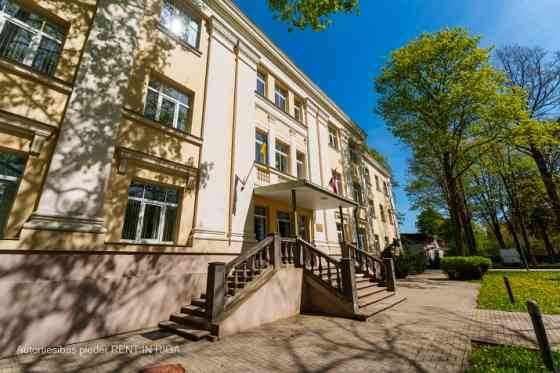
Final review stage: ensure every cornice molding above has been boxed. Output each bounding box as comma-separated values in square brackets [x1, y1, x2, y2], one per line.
[116, 147, 198, 178]
[0, 109, 56, 155]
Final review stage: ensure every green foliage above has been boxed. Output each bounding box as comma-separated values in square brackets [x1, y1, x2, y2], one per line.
[394, 253, 426, 278]
[467, 345, 560, 373]
[441, 256, 492, 280]
[374, 28, 530, 255]
[477, 271, 560, 314]
[415, 207, 445, 236]
[266, 0, 359, 31]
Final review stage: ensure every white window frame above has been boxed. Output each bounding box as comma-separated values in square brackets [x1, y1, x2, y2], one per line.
[256, 71, 266, 96]
[274, 84, 287, 112]
[328, 126, 339, 149]
[254, 206, 268, 241]
[275, 141, 289, 174]
[255, 129, 268, 165]
[0, 1, 64, 75]
[296, 151, 306, 179]
[144, 78, 191, 132]
[160, 0, 201, 49]
[122, 182, 179, 244]
[294, 100, 303, 122]
[333, 171, 343, 196]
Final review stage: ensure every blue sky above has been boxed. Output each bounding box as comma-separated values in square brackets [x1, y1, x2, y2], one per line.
[235, 0, 559, 233]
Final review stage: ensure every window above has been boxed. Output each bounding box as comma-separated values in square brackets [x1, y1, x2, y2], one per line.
[383, 181, 389, 195]
[0, 151, 25, 238]
[369, 199, 376, 219]
[379, 204, 386, 223]
[160, 0, 200, 48]
[256, 70, 267, 96]
[328, 126, 338, 150]
[0, 1, 65, 76]
[254, 206, 267, 241]
[364, 168, 371, 185]
[144, 78, 192, 132]
[296, 151, 306, 179]
[294, 98, 303, 122]
[255, 130, 268, 165]
[277, 211, 291, 237]
[121, 181, 179, 243]
[357, 228, 367, 251]
[336, 223, 343, 243]
[331, 170, 343, 196]
[274, 84, 287, 112]
[275, 141, 289, 174]
[384, 236, 389, 248]
[353, 182, 363, 205]
[349, 142, 361, 163]
[375, 175, 380, 191]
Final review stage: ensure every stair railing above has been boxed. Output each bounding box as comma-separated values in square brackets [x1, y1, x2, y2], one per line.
[344, 242, 385, 283]
[206, 234, 279, 323]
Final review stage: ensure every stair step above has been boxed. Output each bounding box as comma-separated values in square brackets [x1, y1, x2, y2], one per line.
[181, 305, 206, 317]
[170, 313, 210, 330]
[357, 287, 388, 299]
[356, 281, 380, 290]
[358, 291, 396, 308]
[191, 298, 207, 308]
[357, 295, 407, 319]
[158, 320, 213, 341]
[355, 277, 374, 284]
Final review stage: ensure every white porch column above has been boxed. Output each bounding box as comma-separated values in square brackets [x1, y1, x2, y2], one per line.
[24, 0, 145, 233]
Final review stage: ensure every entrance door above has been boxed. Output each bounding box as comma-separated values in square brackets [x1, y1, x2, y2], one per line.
[277, 211, 291, 237]
[298, 215, 310, 241]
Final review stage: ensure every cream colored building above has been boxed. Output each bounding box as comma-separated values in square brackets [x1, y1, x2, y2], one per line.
[0, 0, 399, 355]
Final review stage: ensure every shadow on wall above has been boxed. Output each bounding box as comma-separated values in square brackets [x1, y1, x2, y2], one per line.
[0, 0, 216, 360]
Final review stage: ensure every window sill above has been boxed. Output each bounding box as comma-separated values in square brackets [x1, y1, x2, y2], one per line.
[255, 162, 297, 181]
[121, 107, 203, 146]
[0, 57, 72, 94]
[158, 26, 202, 57]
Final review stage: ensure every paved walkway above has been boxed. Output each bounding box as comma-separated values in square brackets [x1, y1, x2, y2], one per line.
[471, 309, 560, 350]
[0, 271, 480, 373]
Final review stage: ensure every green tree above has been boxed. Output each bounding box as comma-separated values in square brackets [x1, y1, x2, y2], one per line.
[266, 0, 359, 30]
[374, 28, 528, 255]
[415, 207, 445, 236]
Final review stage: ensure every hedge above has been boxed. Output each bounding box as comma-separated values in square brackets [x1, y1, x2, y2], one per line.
[394, 253, 426, 279]
[441, 256, 492, 280]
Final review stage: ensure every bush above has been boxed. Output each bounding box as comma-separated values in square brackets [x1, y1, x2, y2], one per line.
[394, 253, 427, 279]
[441, 256, 492, 280]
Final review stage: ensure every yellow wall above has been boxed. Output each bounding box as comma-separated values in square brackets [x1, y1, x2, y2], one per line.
[254, 196, 314, 238]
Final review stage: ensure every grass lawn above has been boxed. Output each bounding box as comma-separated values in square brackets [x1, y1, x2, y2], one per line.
[467, 345, 560, 373]
[477, 271, 560, 314]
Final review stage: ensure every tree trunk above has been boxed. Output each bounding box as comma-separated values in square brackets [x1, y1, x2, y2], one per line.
[515, 211, 536, 265]
[490, 214, 506, 249]
[443, 153, 465, 255]
[460, 184, 477, 254]
[536, 218, 555, 257]
[530, 144, 560, 229]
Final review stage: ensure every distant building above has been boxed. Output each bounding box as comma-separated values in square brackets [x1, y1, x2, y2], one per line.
[401, 233, 447, 263]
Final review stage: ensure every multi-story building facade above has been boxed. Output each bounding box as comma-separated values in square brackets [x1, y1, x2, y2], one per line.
[0, 0, 399, 355]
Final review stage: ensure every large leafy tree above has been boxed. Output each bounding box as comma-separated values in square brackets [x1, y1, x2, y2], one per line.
[495, 45, 560, 228]
[416, 207, 445, 236]
[374, 28, 527, 255]
[266, 0, 359, 30]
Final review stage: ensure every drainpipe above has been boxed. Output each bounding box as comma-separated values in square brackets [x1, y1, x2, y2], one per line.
[227, 41, 240, 245]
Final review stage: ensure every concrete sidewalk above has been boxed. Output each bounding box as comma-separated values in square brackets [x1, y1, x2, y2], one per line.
[0, 271, 480, 373]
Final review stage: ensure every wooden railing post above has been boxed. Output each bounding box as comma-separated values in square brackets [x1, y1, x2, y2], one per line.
[340, 257, 359, 313]
[271, 233, 281, 269]
[384, 258, 396, 292]
[206, 262, 226, 323]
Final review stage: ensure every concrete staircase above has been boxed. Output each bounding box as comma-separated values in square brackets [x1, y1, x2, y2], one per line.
[354, 273, 406, 319]
[159, 294, 216, 342]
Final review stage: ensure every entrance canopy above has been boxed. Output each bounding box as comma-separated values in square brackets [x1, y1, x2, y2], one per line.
[254, 180, 357, 210]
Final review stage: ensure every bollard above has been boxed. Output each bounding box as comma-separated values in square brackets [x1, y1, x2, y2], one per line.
[527, 300, 557, 372]
[503, 276, 515, 303]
